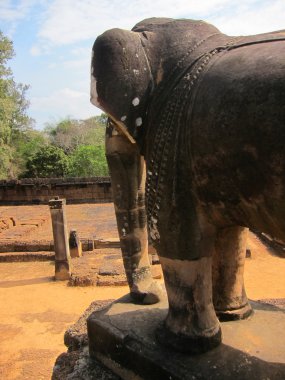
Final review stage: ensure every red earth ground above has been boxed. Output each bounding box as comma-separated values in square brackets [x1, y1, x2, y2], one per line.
[0, 203, 284, 379]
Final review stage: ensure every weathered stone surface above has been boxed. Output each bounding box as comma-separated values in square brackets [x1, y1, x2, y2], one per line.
[99, 264, 122, 276]
[49, 198, 71, 280]
[0, 251, 55, 262]
[0, 177, 112, 205]
[91, 17, 285, 351]
[55, 261, 71, 281]
[65, 300, 114, 351]
[68, 273, 98, 287]
[68, 250, 124, 287]
[52, 347, 121, 380]
[69, 230, 83, 258]
[95, 238, 121, 248]
[68, 255, 98, 286]
[52, 300, 120, 380]
[96, 275, 128, 287]
[68, 249, 161, 287]
[88, 296, 285, 380]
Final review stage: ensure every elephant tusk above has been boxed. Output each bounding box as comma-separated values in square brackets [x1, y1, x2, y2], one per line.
[107, 113, 136, 144]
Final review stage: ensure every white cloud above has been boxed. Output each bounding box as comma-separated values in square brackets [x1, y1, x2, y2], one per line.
[211, 0, 285, 35]
[63, 48, 91, 70]
[24, 0, 285, 50]
[63, 58, 90, 70]
[30, 45, 42, 56]
[0, 0, 38, 36]
[30, 87, 100, 128]
[71, 47, 91, 56]
[0, 0, 34, 21]
[34, 0, 238, 46]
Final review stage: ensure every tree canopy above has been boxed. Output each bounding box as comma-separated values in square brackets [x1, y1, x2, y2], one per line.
[22, 117, 108, 178]
[0, 30, 34, 179]
[0, 30, 109, 180]
[68, 145, 108, 177]
[24, 145, 69, 178]
[44, 115, 106, 154]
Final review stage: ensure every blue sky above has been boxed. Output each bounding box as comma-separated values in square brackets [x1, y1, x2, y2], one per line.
[1, 0, 285, 129]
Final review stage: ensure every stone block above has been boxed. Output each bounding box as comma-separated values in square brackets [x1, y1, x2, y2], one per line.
[49, 197, 71, 280]
[88, 296, 285, 380]
[70, 244, 82, 258]
[55, 260, 70, 281]
[69, 230, 82, 258]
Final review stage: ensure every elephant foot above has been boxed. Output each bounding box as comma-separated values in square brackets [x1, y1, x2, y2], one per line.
[156, 323, 222, 354]
[216, 302, 253, 322]
[130, 281, 164, 305]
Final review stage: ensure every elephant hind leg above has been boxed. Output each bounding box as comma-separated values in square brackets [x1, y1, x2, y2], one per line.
[213, 226, 253, 321]
[158, 255, 221, 354]
[155, 211, 222, 353]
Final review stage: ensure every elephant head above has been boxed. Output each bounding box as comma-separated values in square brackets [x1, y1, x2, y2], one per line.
[91, 27, 152, 143]
[91, 18, 222, 145]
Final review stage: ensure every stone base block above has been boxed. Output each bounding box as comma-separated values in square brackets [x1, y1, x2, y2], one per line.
[55, 260, 71, 280]
[70, 242, 82, 258]
[88, 295, 285, 380]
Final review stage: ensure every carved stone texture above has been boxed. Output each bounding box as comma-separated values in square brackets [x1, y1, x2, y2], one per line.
[105, 126, 163, 305]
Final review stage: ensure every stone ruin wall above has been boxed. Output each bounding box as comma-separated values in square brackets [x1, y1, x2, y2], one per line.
[0, 177, 112, 205]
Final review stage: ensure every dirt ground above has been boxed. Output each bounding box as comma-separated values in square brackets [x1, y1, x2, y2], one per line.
[0, 261, 128, 379]
[0, 203, 119, 243]
[0, 204, 284, 379]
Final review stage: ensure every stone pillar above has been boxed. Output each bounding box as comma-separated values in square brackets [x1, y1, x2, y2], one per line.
[69, 230, 82, 258]
[49, 197, 71, 280]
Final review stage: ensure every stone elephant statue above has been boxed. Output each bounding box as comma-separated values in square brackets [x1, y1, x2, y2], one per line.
[90, 18, 285, 353]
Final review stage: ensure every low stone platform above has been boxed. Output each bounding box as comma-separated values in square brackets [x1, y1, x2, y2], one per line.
[0, 245, 162, 286]
[87, 296, 285, 380]
[52, 300, 121, 380]
[0, 250, 55, 262]
[68, 249, 162, 287]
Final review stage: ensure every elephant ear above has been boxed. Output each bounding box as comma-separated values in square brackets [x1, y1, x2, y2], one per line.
[91, 28, 154, 141]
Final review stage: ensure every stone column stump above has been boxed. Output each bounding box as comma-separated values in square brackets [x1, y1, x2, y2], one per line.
[49, 197, 71, 280]
[69, 230, 82, 258]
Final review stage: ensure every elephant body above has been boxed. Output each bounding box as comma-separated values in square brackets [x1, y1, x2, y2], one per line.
[91, 18, 285, 353]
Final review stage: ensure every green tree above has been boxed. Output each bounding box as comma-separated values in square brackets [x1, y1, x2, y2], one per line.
[67, 145, 108, 177]
[44, 113, 107, 153]
[13, 128, 48, 177]
[0, 145, 12, 179]
[24, 145, 69, 178]
[0, 30, 33, 178]
[82, 114, 107, 146]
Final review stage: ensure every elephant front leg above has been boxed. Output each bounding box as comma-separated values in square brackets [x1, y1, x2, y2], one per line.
[106, 127, 162, 304]
[213, 226, 253, 321]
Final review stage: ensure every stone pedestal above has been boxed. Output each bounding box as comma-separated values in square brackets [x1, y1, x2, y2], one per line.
[49, 197, 71, 280]
[87, 295, 285, 380]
